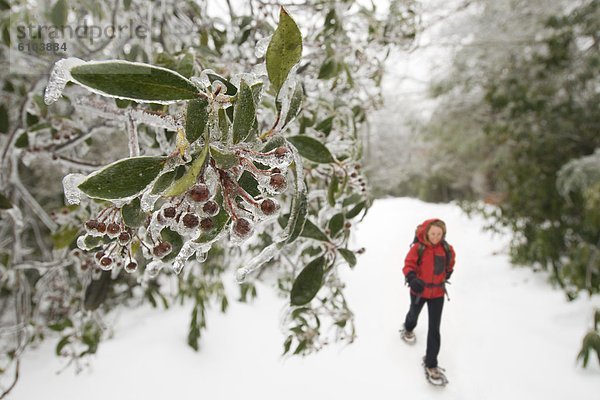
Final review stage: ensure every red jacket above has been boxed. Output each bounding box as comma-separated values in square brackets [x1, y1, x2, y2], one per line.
[403, 219, 456, 299]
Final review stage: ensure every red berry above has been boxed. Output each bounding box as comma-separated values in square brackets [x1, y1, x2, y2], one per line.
[125, 261, 138, 272]
[153, 241, 172, 258]
[182, 213, 200, 228]
[350, 172, 358, 178]
[200, 218, 214, 231]
[118, 231, 131, 245]
[260, 199, 277, 215]
[274, 146, 288, 157]
[202, 200, 219, 216]
[96, 222, 106, 233]
[233, 218, 252, 237]
[271, 167, 281, 174]
[270, 173, 286, 190]
[100, 257, 112, 267]
[189, 184, 210, 202]
[95, 251, 105, 260]
[163, 207, 177, 218]
[85, 219, 99, 230]
[107, 222, 121, 235]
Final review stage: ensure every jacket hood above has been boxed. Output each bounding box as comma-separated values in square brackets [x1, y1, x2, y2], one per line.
[416, 218, 445, 246]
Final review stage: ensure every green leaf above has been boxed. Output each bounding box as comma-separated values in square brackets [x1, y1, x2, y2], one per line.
[49, 318, 73, 332]
[318, 57, 339, 80]
[287, 135, 334, 164]
[50, 0, 68, 27]
[262, 135, 286, 153]
[0, 104, 8, 133]
[160, 227, 183, 262]
[315, 115, 334, 135]
[70, 61, 200, 103]
[151, 168, 180, 195]
[210, 145, 238, 169]
[300, 218, 329, 242]
[15, 132, 28, 148]
[185, 97, 209, 144]
[206, 73, 238, 95]
[177, 53, 195, 78]
[328, 213, 345, 237]
[163, 145, 208, 197]
[232, 80, 256, 144]
[290, 256, 325, 306]
[286, 160, 308, 244]
[238, 170, 260, 197]
[283, 83, 303, 128]
[0, 192, 11, 209]
[338, 248, 357, 267]
[121, 197, 147, 228]
[51, 225, 79, 249]
[266, 7, 303, 95]
[218, 108, 229, 141]
[84, 271, 111, 311]
[346, 201, 366, 219]
[327, 174, 339, 207]
[78, 156, 166, 200]
[56, 335, 72, 356]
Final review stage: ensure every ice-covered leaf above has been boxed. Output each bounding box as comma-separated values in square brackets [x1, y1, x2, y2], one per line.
[290, 255, 325, 306]
[346, 201, 366, 219]
[163, 145, 209, 197]
[50, 0, 68, 27]
[0, 104, 8, 133]
[328, 213, 345, 237]
[266, 8, 302, 95]
[327, 174, 339, 207]
[70, 60, 200, 103]
[177, 53, 195, 78]
[262, 135, 286, 153]
[78, 156, 167, 200]
[286, 159, 308, 244]
[287, 135, 334, 164]
[238, 171, 260, 197]
[300, 218, 329, 242]
[151, 167, 183, 195]
[315, 115, 334, 135]
[218, 108, 230, 141]
[207, 73, 237, 95]
[185, 97, 209, 144]
[0, 192, 11, 209]
[160, 228, 183, 262]
[51, 225, 79, 249]
[318, 57, 339, 80]
[283, 82, 303, 128]
[84, 271, 111, 311]
[121, 197, 147, 228]
[232, 80, 256, 144]
[338, 248, 357, 267]
[210, 146, 238, 169]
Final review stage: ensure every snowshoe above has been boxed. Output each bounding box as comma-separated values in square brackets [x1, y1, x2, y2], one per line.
[422, 359, 448, 387]
[399, 326, 416, 344]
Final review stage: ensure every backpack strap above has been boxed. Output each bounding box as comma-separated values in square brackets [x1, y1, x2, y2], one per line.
[416, 243, 426, 266]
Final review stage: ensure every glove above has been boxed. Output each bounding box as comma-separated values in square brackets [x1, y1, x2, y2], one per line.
[406, 271, 425, 294]
[446, 270, 453, 281]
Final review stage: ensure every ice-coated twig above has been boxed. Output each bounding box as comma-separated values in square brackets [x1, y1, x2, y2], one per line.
[127, 116, 140, 157]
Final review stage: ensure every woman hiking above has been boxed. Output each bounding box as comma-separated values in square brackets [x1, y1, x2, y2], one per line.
[400, 218, 456, 386]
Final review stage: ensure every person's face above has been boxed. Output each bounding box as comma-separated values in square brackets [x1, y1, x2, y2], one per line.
[427, 226, 444, 245]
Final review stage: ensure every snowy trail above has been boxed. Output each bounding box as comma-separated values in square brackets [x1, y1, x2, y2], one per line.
[10, 198, 600, 400]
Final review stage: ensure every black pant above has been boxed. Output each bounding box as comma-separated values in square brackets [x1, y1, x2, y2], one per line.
[404, 294, 444, 368]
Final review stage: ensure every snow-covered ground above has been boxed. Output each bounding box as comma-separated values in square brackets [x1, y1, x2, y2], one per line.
[10, 197, 600, 400]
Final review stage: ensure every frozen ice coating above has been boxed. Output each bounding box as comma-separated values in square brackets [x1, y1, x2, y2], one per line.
[62, 173, 86, 205]
[235, 242, 279, 284]
[44, 57, 86, 105]
[254, 35, 272, 58]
